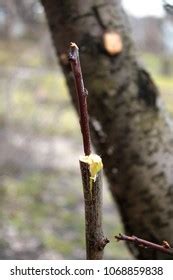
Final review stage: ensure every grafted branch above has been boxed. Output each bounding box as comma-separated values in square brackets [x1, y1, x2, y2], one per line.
[69, 42, 108, 259]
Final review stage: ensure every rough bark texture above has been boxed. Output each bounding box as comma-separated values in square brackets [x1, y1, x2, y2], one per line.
[80, 161, 108, 259]
[41, 0, 173, 259]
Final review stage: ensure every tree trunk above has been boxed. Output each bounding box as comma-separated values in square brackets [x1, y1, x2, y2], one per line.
[41, 0, 173, 259]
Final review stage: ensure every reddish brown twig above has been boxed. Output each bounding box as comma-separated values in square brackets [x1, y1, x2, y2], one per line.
[69, 42, 91, 156]
[115, 233, 173, 256]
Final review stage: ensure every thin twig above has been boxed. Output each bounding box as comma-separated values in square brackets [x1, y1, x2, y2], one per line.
[69, 42, 91, 156]
[115, 233, 173, 256]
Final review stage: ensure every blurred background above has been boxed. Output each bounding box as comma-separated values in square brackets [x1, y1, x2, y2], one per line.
[0, 0, 173, 259]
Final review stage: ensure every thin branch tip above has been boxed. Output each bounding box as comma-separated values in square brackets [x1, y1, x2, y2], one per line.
[115, 233, 173, 256]
[70, 42, 79, 50]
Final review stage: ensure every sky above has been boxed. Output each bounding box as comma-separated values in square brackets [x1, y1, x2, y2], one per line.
[122, 0, 167, 17]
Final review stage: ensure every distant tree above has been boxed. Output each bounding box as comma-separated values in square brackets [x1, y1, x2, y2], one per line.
[41, 0, 173, 259]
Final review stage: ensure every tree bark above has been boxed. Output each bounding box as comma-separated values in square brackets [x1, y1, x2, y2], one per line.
[41, 0, 173, 259]
[80, 160, 108, 259]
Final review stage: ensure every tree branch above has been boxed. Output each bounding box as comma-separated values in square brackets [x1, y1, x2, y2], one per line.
[69, 42, 109, 259]
[80, 160, 109, 259]
[115, 233, 173, 257]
